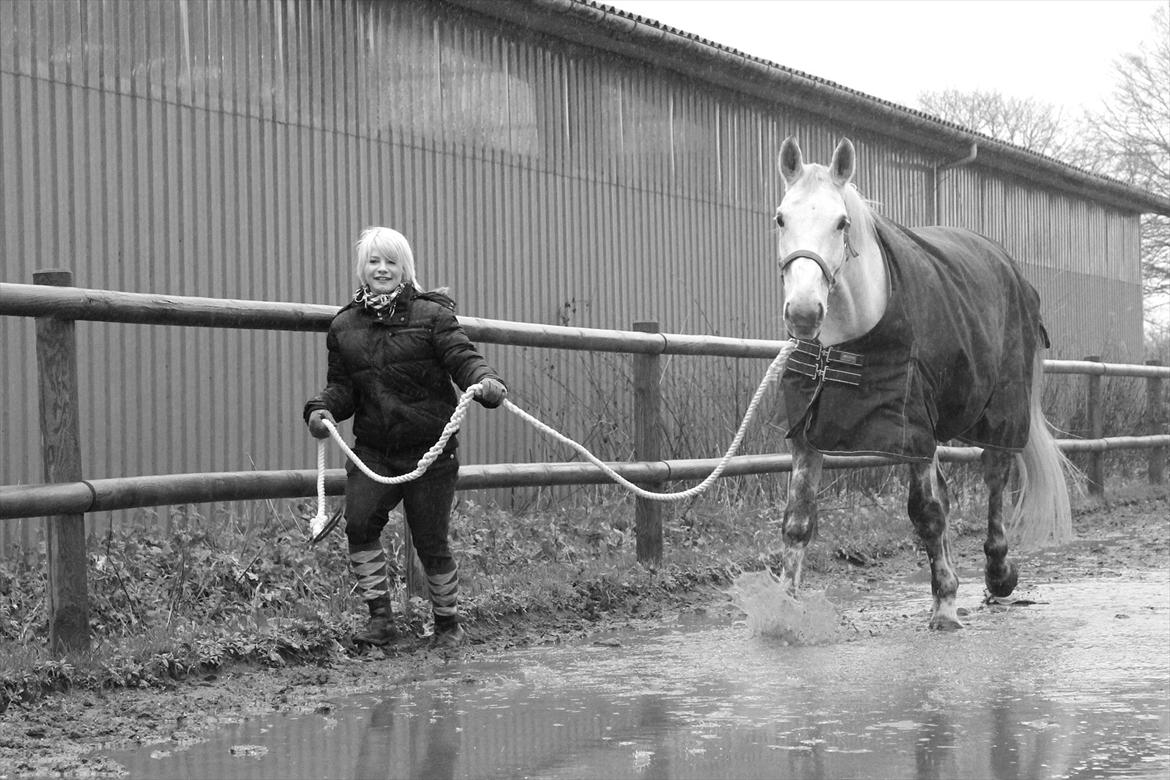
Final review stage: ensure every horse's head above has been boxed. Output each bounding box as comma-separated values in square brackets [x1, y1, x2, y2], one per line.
[775, 137, 861, 341]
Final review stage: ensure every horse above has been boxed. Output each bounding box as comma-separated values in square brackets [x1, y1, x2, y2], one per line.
[774, 137, 1074, 629]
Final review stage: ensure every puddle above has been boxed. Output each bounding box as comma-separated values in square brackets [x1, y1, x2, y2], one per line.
[99, 571, 1170, 779]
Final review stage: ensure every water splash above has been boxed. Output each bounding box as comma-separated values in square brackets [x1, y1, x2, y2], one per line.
[728, 569, 840, 645]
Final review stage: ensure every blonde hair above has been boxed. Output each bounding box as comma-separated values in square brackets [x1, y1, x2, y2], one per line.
[353, 227, 421, 289]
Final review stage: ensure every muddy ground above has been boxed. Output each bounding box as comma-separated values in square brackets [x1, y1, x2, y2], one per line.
[2, 485, 1167, 778]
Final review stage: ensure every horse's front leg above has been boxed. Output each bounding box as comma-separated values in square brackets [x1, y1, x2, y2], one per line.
[781, 436, 823, 594]
[907, 458, 962, 629]
[980, 449, 1019, 598]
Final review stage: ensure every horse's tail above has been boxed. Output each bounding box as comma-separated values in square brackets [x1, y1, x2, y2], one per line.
[1008, 351, 1076, 547]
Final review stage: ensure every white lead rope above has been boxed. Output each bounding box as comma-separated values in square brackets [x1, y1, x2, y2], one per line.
[309, 340, 796, 542]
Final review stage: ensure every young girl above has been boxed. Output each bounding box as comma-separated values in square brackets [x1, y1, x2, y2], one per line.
[304, 227, 507, 648]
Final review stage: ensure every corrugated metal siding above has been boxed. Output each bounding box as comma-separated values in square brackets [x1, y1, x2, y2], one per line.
[0, 0, 1148, 544]
[935, 167, 1143, 359]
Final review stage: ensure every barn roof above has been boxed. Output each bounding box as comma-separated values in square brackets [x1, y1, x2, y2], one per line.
[450, 0, 1170, 217]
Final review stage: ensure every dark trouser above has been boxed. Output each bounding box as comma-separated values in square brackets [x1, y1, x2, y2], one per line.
[344, 446, 461, 625]
[345, 446, 459, 568]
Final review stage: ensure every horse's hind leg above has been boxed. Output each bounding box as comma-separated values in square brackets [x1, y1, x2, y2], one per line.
[907, 459, 962, 629]
[781, 436, 823, 594]
[980, 449, 1020, 598]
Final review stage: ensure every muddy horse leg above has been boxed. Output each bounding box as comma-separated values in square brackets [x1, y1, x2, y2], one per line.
[980, 449, 1020, 598]
[781, 436, 823, 594]
[907, 458, 962, 629]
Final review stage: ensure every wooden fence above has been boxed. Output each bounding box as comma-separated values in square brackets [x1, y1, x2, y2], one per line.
[2, 273, 1168, 653]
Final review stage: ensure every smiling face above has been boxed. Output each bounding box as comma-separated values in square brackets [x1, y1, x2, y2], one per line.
[363, 251, 405, 294]
[354, 227, 418, 292]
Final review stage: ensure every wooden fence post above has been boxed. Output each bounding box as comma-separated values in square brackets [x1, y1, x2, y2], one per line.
[1084, 355, 1104, 496]
[33, 270, 91, 653]
[633, 321, 663, 566]
[1148, 360, 1165, 485]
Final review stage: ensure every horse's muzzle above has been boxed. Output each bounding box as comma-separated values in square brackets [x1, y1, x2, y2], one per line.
[784, 300, 824, 340]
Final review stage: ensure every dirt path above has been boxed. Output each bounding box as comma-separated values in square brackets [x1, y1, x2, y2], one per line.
[2, 486, 1167, 778]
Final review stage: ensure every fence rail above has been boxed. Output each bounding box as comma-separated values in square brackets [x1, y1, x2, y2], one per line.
[0, 281, 792, 356]
[2, 276, 1167, 653]
[4, 437, 1170, 523]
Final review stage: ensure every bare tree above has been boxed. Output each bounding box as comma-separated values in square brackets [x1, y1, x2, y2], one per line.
[915, 88, 1084, 160]
[916, 8, 1170, 337]
[1089, 5, 1170, 326]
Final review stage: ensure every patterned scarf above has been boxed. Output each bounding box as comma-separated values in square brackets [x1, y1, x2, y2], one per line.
[353, 282, 407, 315]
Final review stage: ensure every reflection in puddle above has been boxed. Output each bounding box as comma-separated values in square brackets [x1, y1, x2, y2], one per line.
[101, 573, 1170, 779]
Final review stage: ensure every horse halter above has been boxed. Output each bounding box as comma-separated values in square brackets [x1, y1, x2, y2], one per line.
[777, 217, 861, 288]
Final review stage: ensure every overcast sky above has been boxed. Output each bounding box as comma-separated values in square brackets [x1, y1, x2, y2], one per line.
[604, 0, 1166, 115]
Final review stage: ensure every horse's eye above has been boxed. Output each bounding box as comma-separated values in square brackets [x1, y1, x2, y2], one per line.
[837, 216, 851, 231]
[774, 212, 785, 228]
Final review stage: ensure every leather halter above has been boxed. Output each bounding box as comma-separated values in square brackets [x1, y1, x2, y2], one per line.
[778, 221, 861, 288]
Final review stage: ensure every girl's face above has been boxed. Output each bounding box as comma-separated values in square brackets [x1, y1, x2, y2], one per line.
[364, 252, 404, 294]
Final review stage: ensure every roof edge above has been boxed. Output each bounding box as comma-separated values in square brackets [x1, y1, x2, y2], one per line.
[445, 0, 1170, 217]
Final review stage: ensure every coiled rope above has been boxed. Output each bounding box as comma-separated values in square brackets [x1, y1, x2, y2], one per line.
[309, 340, 795, 542]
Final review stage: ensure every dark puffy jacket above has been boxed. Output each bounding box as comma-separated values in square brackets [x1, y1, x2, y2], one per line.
[303, 287, 504, 455]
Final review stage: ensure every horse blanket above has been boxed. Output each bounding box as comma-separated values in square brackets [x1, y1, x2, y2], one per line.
[781, 216, 1048, 461]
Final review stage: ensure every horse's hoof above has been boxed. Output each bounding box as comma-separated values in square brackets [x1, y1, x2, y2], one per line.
[928, 614, 964, 631]
[929, 598, 964, 630]
[779, 547, 806, 594]
[986, 561, 1019, 598]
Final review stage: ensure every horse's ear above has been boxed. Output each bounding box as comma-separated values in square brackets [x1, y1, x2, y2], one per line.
[779, 136, 804, 184]
[830, 138, 856, 186]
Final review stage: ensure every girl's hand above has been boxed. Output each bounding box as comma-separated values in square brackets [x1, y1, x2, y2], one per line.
[307, 409, 336, 439]
[476, 378, 507, 409]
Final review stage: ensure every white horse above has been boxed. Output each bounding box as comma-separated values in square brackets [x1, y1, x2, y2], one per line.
[775, 137, 1073, 629]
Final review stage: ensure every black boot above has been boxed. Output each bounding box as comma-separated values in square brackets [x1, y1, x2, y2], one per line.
[354, 595, 397, 647]
[430, 615, 466, 649]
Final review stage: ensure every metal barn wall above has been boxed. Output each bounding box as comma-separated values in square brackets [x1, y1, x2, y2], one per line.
[937, 167, 1143, 359]
[0, 0, 1146, 543]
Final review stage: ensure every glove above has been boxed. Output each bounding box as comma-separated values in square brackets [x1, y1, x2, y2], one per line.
[475, 378, 507, 409]
[307, 409, 335, 439]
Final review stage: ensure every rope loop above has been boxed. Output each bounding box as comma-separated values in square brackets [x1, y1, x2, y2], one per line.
[309, 341, 795, 542]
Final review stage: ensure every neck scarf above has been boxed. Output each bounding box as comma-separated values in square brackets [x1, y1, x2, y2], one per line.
[354, 283, 407, 315]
